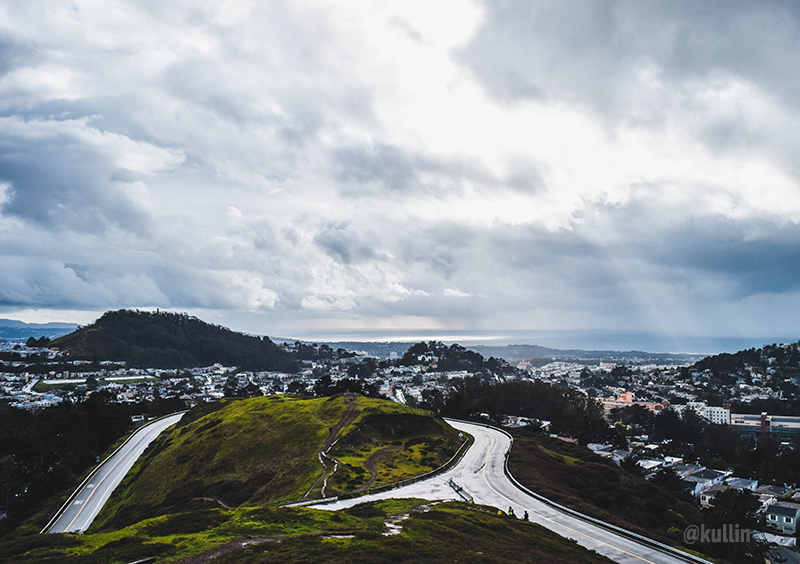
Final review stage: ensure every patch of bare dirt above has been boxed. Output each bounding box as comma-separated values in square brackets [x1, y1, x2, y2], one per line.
[173, 537, 282, 564]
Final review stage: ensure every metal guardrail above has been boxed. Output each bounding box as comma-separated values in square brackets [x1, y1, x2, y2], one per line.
[447, 477, 473, 502]
[40, 410, 187, 534]
[446, 418, 713, 564]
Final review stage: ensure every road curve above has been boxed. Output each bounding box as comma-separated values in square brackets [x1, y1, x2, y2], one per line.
[43, 412, 185, 534]
[312, 419, 710, 564]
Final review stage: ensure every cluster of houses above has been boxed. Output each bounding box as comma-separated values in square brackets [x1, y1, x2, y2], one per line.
[534, 355, 796, 416]
[587, 441, 800, 540]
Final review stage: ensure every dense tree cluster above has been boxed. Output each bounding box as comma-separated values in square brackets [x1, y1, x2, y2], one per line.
[0, 358, 125, 376]
[664, 341, 800, 414]
[400, 341, 510, 376]
[611, 404, 800, 484]
[694, 342, 800, 377]
[416, 377, 611, 444]
[286, 341, 356, 361]
[51, 310, 298, 372]
[311, 375, 379, 398]
[24, 337, 50, 348]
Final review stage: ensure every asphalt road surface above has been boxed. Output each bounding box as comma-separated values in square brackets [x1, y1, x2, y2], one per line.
[312, 419, 710, 564]
[44, 412, 185, 534]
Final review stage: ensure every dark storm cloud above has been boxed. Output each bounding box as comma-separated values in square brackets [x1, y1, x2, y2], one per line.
[489, 226, 602, 269]
[0, 37, 32, 77]
[492, 201, 800, 307]
[639, 219, 800, 297]
[0, 118, 181, 234]
[0, 139, 139, 232]
[0, 255, 169, 309]
[334, 143, 420, 191]
[396, 223, 478, 280]
[332, 142, 496, 197]
[388, 208, 800, 323]
[462, 1, 800, 112]
[313, 223, 377, 264]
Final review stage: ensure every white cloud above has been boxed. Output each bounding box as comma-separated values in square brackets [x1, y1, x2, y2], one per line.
[443, 288, 471, 298]
[1, 1, 800, 343]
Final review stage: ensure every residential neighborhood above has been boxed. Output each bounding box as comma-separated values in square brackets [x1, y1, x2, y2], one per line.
[5, 336, 800, 547]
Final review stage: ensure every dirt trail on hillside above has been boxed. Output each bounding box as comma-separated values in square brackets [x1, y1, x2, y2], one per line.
[192, 497, 231, 509]
[299, 395, 359, 501]
[353, 446, 391, 493]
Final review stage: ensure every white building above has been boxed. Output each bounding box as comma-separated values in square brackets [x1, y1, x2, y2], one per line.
[701, 405, 731, 425]
[684, 402, 731, 425]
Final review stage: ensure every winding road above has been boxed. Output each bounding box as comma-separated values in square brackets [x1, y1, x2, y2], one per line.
[312, 419, 711, 564]
[42, 412, 185, 534]
[43, 411, 711, 563]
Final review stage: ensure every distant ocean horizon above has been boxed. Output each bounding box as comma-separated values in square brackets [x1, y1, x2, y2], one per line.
[271, 329, 799, 356]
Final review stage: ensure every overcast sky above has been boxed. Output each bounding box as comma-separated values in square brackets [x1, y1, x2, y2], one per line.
[2, 1, 800, 346]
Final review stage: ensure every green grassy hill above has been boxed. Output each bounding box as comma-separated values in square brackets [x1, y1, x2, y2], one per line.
[0, 399, 622, 564]
[92, 395, 462, 531]
[50, 309, 298, 371]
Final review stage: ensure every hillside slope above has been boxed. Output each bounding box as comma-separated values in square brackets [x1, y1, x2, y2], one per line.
[693, 340, 800, 379]
[50, 309, 298, 371]
[2, 500, 613, 564]
[93, 395, 462, 531]
[507, 429, 712, 558]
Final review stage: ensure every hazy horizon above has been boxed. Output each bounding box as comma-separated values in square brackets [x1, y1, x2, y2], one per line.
[2, 310, 797, 356]
[269, 329, 800, 356]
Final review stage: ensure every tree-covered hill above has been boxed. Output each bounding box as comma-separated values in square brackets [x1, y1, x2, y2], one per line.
[693, 341, 800, 380]
[50, 310, 298, 372]
[399, 340, 512, 376]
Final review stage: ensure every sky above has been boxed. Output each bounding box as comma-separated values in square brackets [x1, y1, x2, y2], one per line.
[2, 1, 800, 350]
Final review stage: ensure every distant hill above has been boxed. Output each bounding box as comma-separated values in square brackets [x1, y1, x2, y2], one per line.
[275, 339, 706, 364]
[693, 340, 800, 375]
[273, 338, 415, 359]
[0, 318, 78, 341]
[50, 309, 298, 372]
[469, 344, 705, 365]
[400, 340, 513, 375]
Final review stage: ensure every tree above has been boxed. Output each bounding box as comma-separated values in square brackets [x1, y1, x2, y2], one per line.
[619, 453, 641, 475]
[652, 408, 687, 442]
[610, 427, 629, 450]
[702, 489, 767, 561]
[650, 467, 683, 494]
[222, 374, 240, 397]
[313, 374, 333, 397]
[610, 404, 655, 429]
[347, 361, 374, 379]
[240, 381, 262, 398]
[287, 380, 307, 395]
